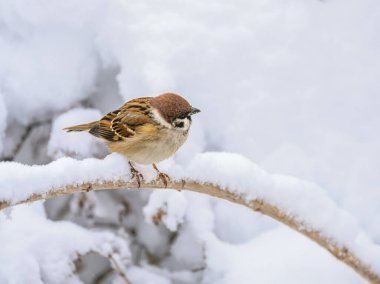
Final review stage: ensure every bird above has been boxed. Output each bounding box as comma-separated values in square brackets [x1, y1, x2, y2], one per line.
[63, 93, 200, 187]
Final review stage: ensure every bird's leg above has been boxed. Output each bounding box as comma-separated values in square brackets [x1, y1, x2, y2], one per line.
[152, 163, 171, 187]
[129, 161, 144, 188]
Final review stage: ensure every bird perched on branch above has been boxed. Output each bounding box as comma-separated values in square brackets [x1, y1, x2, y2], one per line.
[64, 93, 200, 187]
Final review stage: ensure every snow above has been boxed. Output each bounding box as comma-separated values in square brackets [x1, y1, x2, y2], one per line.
[203, 226, 364, 284]
[0, 204, 130, 284]
[0, 0, 101, 124]
[144, 190, 187, 231]
[186, 152, 380, 273]
[213, 200, 275, 244]
[0, 93, 6, 154]
[169, 193, 216, 268]
[0, 0, 379, 282]
[48, 108, 106, 159]
[0, 153, 131, 203]
[1, 151, 380, 276]
[125, 266, 171, 284]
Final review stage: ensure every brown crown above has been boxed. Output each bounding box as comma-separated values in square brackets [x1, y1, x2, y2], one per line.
[150, 93, 192, 123]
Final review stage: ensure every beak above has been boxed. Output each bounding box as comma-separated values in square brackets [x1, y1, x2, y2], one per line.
[190, 107, 201, 115]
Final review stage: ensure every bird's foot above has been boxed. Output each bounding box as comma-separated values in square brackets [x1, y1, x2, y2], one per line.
[152, 163, 171, 187]
[129, 161, 144, 188]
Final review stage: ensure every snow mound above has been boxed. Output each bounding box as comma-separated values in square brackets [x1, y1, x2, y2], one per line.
[202, 227, 364, 284]
[0, 205, 130, 284]
[144, 190, 187, 231]
[0, 0, 103, 124]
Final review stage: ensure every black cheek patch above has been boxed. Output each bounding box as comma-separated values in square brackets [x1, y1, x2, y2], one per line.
[174, 121, 185, 128]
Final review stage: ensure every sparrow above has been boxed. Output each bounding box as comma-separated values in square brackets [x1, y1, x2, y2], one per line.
[64, 93, 200, 187]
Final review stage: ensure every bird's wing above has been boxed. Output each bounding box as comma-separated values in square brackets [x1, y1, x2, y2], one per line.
[89, 98, 153, 142]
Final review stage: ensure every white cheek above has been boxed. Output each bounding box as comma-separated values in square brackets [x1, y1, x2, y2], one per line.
[183, 118, 191, 131]
[151, 108, 172, 129]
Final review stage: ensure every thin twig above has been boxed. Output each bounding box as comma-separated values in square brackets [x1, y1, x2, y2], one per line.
[93, 250, 132, 284]
[107, 253, 132, 284]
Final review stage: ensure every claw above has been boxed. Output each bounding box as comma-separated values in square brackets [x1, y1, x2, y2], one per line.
[129, 161, 144, 187]
[152, 163, 171, 187]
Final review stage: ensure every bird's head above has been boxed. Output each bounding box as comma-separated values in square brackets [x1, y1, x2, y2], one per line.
[150, 93, 200, 131]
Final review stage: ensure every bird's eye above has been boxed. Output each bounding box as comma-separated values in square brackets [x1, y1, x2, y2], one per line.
[178, 113, 187, 119]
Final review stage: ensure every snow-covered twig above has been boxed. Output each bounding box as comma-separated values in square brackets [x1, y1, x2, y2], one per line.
[0, 153, 379, 283]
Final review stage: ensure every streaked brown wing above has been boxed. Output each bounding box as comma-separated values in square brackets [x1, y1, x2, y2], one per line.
[89, 109, 122, 142]
[112, 98, 153, 138]
[89, 97, 153, 142]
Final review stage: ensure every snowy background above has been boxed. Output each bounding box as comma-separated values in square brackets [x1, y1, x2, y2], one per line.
[0, 0, 379, 283]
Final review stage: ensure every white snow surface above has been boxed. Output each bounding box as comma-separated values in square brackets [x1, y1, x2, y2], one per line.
[0, 152, 379, 275]
[202, 226, 364, 284]
[144, 190, 187, 231]
[0, 204, 130, 284]
[48, 108, 106, 159]
[0, 93, 6, 154]
[0, 0, 101, 124]
[0, 153, 131, 203]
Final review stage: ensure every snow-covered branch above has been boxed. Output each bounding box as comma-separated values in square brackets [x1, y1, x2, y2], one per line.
[0, 153, 379, 283]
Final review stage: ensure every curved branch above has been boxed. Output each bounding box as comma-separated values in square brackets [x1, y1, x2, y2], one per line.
[0, 178, 379, 283]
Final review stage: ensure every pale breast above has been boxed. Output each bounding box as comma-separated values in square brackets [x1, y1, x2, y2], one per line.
[107, 128, 188, 164]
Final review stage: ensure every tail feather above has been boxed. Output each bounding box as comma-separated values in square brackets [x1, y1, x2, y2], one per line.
[63, 121, 98, 132]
